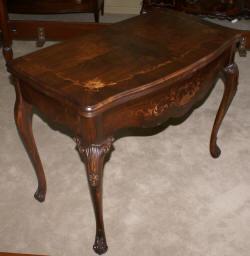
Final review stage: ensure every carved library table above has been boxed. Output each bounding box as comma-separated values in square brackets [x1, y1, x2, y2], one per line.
[7, 9, 241, 255]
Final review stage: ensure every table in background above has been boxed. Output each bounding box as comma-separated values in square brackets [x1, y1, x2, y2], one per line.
[0, 0, 107, 63]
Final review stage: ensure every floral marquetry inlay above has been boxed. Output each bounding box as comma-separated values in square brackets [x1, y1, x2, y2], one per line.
[136, 73, 202, 119]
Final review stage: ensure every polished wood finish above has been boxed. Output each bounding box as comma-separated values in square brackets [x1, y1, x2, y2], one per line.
[0, 0, 106, 63]
[7, 10, 241, 255]
[141, 0, 250, 54]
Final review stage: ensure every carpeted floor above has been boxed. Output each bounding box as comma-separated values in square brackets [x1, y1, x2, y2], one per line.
[0, 13, 250, 256]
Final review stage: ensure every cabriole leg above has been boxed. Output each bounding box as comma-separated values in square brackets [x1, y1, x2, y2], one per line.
[14, 79, 47, 202]
[210, 62, 239, 158]
[74, 136, 114, 255]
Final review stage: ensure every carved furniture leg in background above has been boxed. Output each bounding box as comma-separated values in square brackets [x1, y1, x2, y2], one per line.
[94, 12, 100, 23]
[94, 0, 99, 23]
[238, 36, 247, 57]
[14, 79, 47, 202]
[0, 0, 13, 63]
[210, 62, 239, 158]
[101, 1, 104, 16]
[74, 136, 114, 255]
[36, 27, 46, 47]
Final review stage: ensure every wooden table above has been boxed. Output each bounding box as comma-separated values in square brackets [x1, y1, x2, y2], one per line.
[7, 9, 241, 255]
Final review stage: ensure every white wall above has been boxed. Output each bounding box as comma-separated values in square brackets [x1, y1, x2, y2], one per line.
[105, 0, 142, 14]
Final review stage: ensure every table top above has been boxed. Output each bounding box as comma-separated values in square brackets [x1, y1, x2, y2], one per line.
[7, 9, 241, 115]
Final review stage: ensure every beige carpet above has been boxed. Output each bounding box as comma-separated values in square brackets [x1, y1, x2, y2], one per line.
[1, 14, 250, 256]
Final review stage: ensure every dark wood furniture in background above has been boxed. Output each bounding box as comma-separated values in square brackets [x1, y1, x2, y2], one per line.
[7, 9, 241, 255]
[141, 0, 250, 51]
[141, 0, 250, 19]
[7, 0, 104, 22]
[0, 0, 107, 63]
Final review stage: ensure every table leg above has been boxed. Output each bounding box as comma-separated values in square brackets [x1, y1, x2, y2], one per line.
[0, 0, 13, 63]
[239, 36, 247, 57]
[94, 12, 100, 23]
[210, 62, 239, 158]
[14, 79, 47, 202]
[74, 136, 114, 255]
[101, 1, 104, 16]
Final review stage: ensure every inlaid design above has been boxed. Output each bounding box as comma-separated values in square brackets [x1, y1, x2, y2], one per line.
[84, 78, 116, 89]
[83, 60, 173, 90]
[136, 73, 202, 118]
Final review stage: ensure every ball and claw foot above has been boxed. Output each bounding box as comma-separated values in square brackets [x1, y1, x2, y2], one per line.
[93, 235, 108, 255]
[211, 144, 221, 159]
[34, 188, 46, 202]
